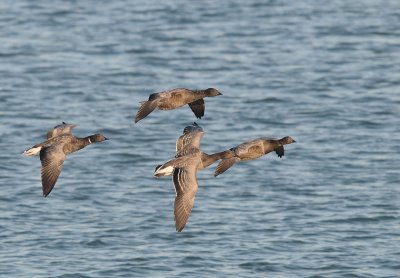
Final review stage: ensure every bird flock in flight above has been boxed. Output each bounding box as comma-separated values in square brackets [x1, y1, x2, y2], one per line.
[25, 88, 295, 232]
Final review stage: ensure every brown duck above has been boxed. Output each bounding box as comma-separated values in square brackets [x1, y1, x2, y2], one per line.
[24, 124, 108, 197]
[135, 88, 222, 123]
[214, 136, 296, 176]
[154, 123, 229, 232]
[154, 123, 205, 232]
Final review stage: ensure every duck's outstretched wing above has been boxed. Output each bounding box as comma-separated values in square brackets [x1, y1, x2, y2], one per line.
[188, 99, 205, 119]
[40, 144, 66, 197]
[173, 166, 198, 232]
[46, 122, 76, 139]
[175, 123, 204, 155]
[176, 122, 200, 153]
[275, 146, 284, 158]
[214, 157, 240, 177]
[135, 99, 158, 123]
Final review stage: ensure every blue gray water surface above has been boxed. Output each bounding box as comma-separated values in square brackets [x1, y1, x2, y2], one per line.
[1, 1, 400, 277]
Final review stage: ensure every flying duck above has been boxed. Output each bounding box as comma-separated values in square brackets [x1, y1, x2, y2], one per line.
[154, 123, 207, 232]
[24, 123, 108, 197]
[135, 88, 222, 123]
[214, 136, 296, 176]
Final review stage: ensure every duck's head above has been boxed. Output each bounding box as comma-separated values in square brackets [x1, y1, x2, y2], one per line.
[205, 88, 222, 97]
[281, 136, 296, 144]
[183, 122, 203, 134]
[89, 134, 108, 143]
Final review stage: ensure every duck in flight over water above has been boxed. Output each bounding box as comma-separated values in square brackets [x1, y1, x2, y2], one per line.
[214, 136, 296, 177]
[24, 123, 108, 197]
[154, 123, 221, 232]
[135, 88, 222, 123]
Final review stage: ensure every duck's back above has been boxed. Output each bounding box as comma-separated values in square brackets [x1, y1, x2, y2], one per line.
[157, 88, 201, 110]
[234, 138, 278, 160]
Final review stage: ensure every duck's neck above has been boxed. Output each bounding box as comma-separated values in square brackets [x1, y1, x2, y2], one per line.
[193, 89, 207, 97]
[277, 137, 288, 145]
[65, 136, 92, 154]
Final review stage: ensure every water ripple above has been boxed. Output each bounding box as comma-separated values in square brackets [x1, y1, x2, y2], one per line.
[1, 0, 400, 277]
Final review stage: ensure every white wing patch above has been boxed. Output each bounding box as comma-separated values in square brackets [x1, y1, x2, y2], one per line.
[23, 146, 42, 156]
[154, 165, 174, 177]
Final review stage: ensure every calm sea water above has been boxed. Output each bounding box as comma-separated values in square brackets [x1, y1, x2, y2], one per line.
[1, 1, 400, 277]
